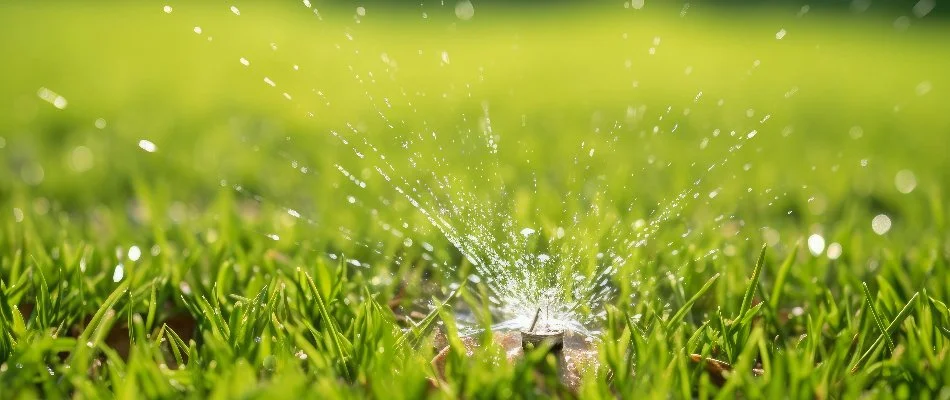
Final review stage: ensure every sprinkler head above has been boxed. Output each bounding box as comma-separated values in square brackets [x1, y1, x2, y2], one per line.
[520, 329, 564, 353]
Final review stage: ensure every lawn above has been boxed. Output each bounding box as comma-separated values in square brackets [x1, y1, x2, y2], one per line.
[1, 1, 949, 398]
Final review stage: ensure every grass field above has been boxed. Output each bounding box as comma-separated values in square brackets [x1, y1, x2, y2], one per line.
[1, 1, 949, 398]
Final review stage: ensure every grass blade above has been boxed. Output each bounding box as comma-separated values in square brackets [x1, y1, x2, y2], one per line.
[861, 282, 894, 353]
[738, 245, 768, 322]
[851, 291, 919, 373]
[666, 273, 721, 333]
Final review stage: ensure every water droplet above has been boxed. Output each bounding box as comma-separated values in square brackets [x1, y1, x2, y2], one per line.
[230, 5, 241, 15]
[356, 6, 366, 16]
[37, 87, 67, 109]
[520, 228, 536, 237]
[239, 57, 250, 66]
[631, 0, 645, 9]
[849, 126, 864, 139]
[871, 214, 892, 235]
[775, 29, 787, 40]
[807, 234, 825, 256]
[113, 264, 124, 282]
[69, 146, 94, 173]
[895, 170, 917, 194]
[797, 5, 810, 17]
[128, 246, 142, 262]
[915, 81, 932, 96]
[138, 139, 157, 153]
[455, 0, 475, 20]
[913, 0, 935, 17]
[163, 5, 173, 14]
[94, 118, 107, 129]
[13, 208, 24, 223]
[440, 51, 450, 65]
[193, 26, 203, 35]
[893, 16, 911, 31]
[827, 243, 842, 260]
[264, 77, 276, 87]
[21, 163, 45, 185]
[850, 0, 871, 13]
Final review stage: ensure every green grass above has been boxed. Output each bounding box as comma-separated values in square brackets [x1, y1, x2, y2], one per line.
[1, 1, 949, 398]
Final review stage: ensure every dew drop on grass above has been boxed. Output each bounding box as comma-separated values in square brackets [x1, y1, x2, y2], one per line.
[872, 214, 892, 235]
[239, 57, 250, 66]
[230, 6, 241, 16]
[807, 233, 825, 256]
[193, 26, 202, 35]
[775, 29, 787, 39]
[895, 170, 917, 194]
[162, 5, 173, 14]
[94, 118, 107, 129]
[112, 264, 124, 282]
[520, 227, 536, 237]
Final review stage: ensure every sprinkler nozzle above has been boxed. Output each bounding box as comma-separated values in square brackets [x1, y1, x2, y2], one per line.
[520, 329, 564, 353]
[528, 308, 542, 332]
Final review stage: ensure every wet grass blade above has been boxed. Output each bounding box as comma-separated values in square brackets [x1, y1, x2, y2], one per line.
[738, 245, 768, 323]
[395, 284, 464, 349]
[861, 282, 895, 353]
[769, 241, 798, 308]
[666, 273, 720, 333]
[851, 291, 918, 373]
[299, 268, 350, 377]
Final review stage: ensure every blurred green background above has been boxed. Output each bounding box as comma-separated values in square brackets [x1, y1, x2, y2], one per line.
[1, 1, 947, 248]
